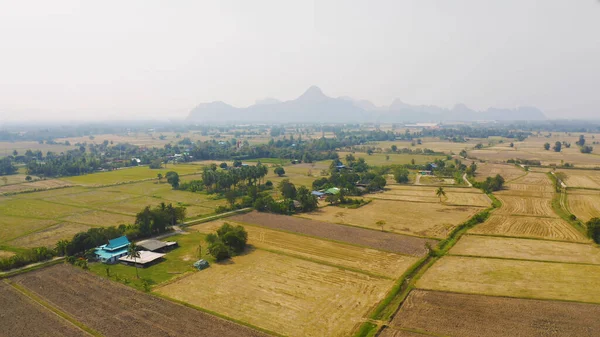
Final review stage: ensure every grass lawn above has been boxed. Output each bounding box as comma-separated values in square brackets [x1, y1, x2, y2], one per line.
[89, 231, 215, 291]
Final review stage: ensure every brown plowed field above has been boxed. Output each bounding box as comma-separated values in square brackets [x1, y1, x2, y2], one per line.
[13, 264, 269, 337]
[232, 211, 436, 256]
[0, 282, 88, 337]
[469, 215, 586, 242]
[386, 289, 600, 337]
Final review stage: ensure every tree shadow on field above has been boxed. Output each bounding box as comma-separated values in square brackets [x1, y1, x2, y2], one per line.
[214, 245, 257, 266]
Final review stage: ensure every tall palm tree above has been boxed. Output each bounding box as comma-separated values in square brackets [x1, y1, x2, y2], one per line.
[127, 242, 141, 279]
[435, 187, 446, 202]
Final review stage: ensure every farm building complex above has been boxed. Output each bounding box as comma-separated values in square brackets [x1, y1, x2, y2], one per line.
[94, 236, 130, 264]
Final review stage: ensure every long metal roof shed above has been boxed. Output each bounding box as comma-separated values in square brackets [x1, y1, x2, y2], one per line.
[137, 239, 177, 252]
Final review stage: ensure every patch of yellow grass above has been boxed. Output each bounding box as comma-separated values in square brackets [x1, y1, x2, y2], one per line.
[567, 190, 600, 222]
[469, 215, 586, 242]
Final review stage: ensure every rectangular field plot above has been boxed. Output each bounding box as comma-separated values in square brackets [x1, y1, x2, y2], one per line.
[417, 256, 600, 303]
[45, 190, 137, 206]
[0, 216, 56, 243]
[384, 289, 600, 337]
[560, 169, 600, 189]
[61, 210, 135, 227]
[471, 163, 525, 182]
[0, 179, 73, 194]
[14, 264, 268, 337]
[494, 195, 556, 217]
[302, 199, 481, 239]
[7, 222, 91, 248]
[567, 190, 600, 222]
[450, 235, 599, 264]
[0, 282, 87, 337]
[191, 220, 418, 279]
[0, 199, 86, 219]
[233, 212, 436, 256]
[157, 249, 393, 337]
[374, 186, 491, 207]
[60, 164, 201, 186]
[469, 215, 586, 242]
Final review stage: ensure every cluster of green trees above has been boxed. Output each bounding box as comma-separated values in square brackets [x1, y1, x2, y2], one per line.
[205, 223, 248, 261]
[252, 181, 318, 215]
[473, 174, 505, 193]
[587, 218, 600, 244]
[312, 170, 386, 196]
[0, 157, 17, 176]
[200, 164, 268, 193]
[0, 247, 55, 271]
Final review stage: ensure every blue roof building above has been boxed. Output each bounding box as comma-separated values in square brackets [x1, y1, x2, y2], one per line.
[95, 236, 130, 264]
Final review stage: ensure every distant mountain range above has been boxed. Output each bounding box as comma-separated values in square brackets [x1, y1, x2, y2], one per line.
[187, 86, 546, 123]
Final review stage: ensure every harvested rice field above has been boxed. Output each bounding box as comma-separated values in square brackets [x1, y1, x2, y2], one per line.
[302, 199, 482, 239]
[494, 195, 556, 217]
[383, 289, 600, 337]
[471, 162, 525, 182]
[417, 256, 600, 303]
[559, 169, 600, 189]
[0, 282, 88, 337]
[232, 211, 437, 256]
[157, 249, 393, 337]
[6, 222, 91, 248]
[567, 189, 600, 222]
[469, 215, 587, 242]
[0, 179, 73, 195]
[13, 264, 268, 337]
[450, 235, 598, 264]
[191, 220, 419, 279]
[371, 185, 491, 207]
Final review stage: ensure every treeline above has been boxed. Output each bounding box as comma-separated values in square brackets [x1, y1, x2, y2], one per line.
[0, 247, 55, 271]
[0, 157, 17, 176]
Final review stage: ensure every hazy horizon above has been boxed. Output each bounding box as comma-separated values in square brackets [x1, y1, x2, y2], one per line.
[1, 0, 599, 121]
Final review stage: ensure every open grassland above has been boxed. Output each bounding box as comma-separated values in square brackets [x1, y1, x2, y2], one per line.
[302, 199, 482, 239]
[337, 151, 444, 166]
[0, 216, 57, 244]
[383, 289, 600, 337]
[60, 164, 202, 186]
[469, 215, 587, 242]
[191, 220, 418, 279]
[559, 169, 600, 189]
[0, 282, 88, 337]
[13, 264, 268, 337]
[450, 235, 599, 264]
[567, 190, 600, 222]
[261, 163, 322, 188]
[471, 162, 525, 182]
[157, 249, 393, 337]
[417, 256, 600, 303]
[233, 212, 436, 256]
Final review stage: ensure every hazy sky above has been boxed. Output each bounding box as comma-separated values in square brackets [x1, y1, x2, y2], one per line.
[1, 0, 599, 121]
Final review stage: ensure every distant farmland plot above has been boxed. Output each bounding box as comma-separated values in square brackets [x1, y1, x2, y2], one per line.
[469, 215, 586, 242]
[61, 209, 136, 227]
[302, 199, 482, 239]
[337, 151, 444, 166]
[60, 164, 201, 186]
[567, 190, 600, 222]
[383, 289, 600, 337]
[13, 264, 268, 337]
[191, 220, 419, 279]
[372, 185, 491, 207]
[157, 249, 393, 337]
[417, 256, 600, 303]
[450, 235, 598, 264]
[471, 162, 525, 182]
[0, 178, 72, 194]
[0, 216, 56, 244]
